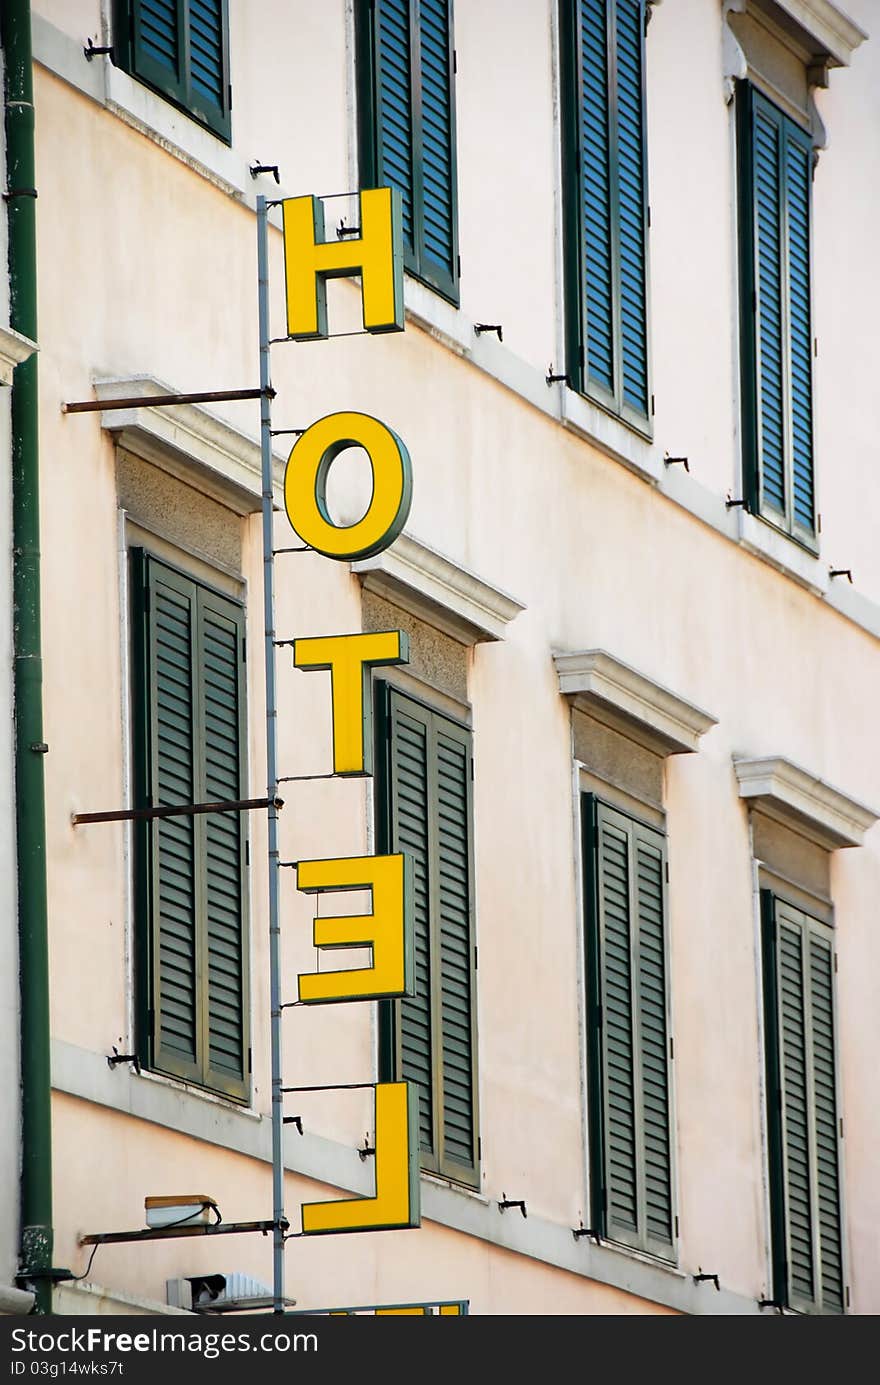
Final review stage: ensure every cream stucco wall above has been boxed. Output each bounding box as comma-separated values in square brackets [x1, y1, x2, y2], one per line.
[22, 0, 880, 1316]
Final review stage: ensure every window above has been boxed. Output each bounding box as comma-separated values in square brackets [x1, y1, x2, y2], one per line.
[355, 0, 459, 304]
[561, 0, 651, 429]
[129, 549, 249, 1102]
[581, 795, 676, 1259]
[375, 683, 479, 1186]
[112, 0, 231, 142]
[737, 83, 815, 545]
[761, 891, 845, 1313]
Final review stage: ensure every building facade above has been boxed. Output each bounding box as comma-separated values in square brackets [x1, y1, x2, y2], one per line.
[6, 0, 879, 1314]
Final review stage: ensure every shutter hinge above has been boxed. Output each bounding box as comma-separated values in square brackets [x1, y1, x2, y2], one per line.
[473, 944, 478, 971]
[245, 840, 250, 866]
[675, 1215, 680, 1238]
[241, 636, 247, 663]
[834, 951, 838, 973]
[453, 48, 457, 74]
[248, 1047, 252, 1074]
[846, 1285, 851, 1309]
[457, 253, 461, 279]
[818, 512, 822, 534]
[477, 1136, 482, 1160]
[650, 393, 655, 415]
[669, 1035, 674, 1061]
[228, 83, 233, 112]
[647, 205, 652, 228]
[814, 336, 818, 357]
[752, 289, 758, 312]
[839, 1116, 844, 1139]
[470, 755, 474, 781]
[665, 860, 669, 884]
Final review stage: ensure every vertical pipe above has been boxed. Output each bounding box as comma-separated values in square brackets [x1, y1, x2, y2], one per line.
[2, 0, 53, 1314]
[257, 195, 286, 1313]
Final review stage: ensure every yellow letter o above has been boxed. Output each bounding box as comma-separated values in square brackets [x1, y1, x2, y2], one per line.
[284, 411, 412, 561]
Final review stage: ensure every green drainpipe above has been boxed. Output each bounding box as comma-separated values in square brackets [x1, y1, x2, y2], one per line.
[2, 0, 54, 1313]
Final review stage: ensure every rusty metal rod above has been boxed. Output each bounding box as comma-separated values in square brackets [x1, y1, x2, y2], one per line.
[62, 387, 273, 414]
[73, 795, 282, 826]
[80, 1219, 282, 1247]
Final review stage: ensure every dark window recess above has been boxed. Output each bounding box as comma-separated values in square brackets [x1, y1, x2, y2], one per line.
[561, 0, 651, 429]
[737, 83, 815, 545]
[113, 0, 232, 142]
[356, 0, 460, 304]
[581, 795, 676, 1260]
[130, 549, 249, 1102]
[762, 892, 845, 1314]
[375, 683, 479, 1186]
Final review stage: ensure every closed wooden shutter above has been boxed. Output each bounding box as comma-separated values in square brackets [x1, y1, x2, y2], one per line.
[762, 893, 845, 1313]
[357, 0, 459, 303]
[123, 0, 230, 140]
[377, 685, 478, 1186]
[583, 796, 675, 1259]
[738, 85, 815, 541]
[563, 0, 650, 425]
[130, 550, 248, 1102]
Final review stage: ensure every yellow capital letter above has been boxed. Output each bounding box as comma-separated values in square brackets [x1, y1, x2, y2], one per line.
[296, 853, 414, 1004]
[301, 1083, 420, 1234]
[282, 187, 404, 340]
[293, 630, 409, 776]
[284, 411, 412, 561]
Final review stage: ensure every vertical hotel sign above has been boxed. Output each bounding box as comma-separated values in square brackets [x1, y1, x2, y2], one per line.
[277, 188, 419, 1237]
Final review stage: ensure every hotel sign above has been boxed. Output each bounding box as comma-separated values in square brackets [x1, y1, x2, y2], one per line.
[280, 188, 420, 1238]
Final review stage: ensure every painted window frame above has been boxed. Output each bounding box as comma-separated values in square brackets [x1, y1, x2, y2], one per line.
[112, 0, 232, 144]
[375, 680, 480, 1189]
[760, 889, 847, 1314]
[129, 547, 250, 1104]
[560, 0, 653, 435]
[580, 792, 677, 1261]
[355, 0, 461, 306]
[737, 81, 817, 550]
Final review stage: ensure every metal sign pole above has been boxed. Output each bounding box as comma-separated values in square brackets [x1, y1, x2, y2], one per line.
[256, 194, 286, 1314]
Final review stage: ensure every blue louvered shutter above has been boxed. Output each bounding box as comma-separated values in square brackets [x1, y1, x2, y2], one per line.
[380, 686, 478, 1185]
[740, 87, 815, 540]
[124, 0, 230, 140]
[763, 894, 845, 1314]
[132, 552, 248, 1101]
[584, 798, 675, 1259]
[566, 0, 650, 423]
[360, 0, 459, 302]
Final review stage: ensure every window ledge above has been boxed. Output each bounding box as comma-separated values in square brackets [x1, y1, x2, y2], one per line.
[561, 387, 661, 485]
[736, 510, 827, 595]
[0, 325, 37, 385]
[734, 755, 879, 848]
[352, 531, 526, 644]
[555, 650, 718, 756]
[92, 376, 284, 514]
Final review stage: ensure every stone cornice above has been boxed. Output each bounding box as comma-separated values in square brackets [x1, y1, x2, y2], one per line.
[93, 376, 283, 514]
[726, 0, 867, 70]
[554, 650, 718, 756]
[352, 533, 525, 645]
[0, 325, 37, 386]
[734, 755, 878, 848]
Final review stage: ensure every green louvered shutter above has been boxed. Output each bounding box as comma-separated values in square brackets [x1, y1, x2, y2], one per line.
[357, 0, 459, 303]
[563, 0, 650, 426]
[131, 551, 248, 1101]
[762, 894, 845, 1313]
[583, 797, 675, 1259]
[378, 686, 478, 1186]
[199, 592, 249, 1098]
[119, 0, 231, 140]
[738, 86, 815, 542]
